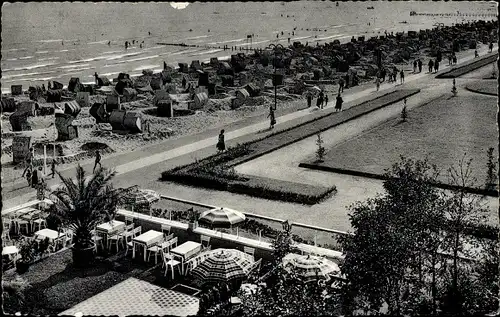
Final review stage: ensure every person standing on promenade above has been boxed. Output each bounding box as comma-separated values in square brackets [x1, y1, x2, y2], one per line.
[216, 130, 226, 153]
[268, 106, 276, 129]
[335, 93, 343, 112]
[428, 59, 434, 73]
[50, 160, 57, 178]
[434, 59, 439, 73]
[307, 94, 312, 108]
[381, 68, 386, 82]
[31, 167, 39, 188]
[418, 59, 423, 73]
[474, 50, 479, 58]
[452, 54, 457, 65]
[400, 69, 405, 84]
[25, 168, 32, 188]
[93, 150, 102, 173]
[413, 60, 417, 73]
[448, 54, 452, 66]
[338, 77, 345, 93]
[94, 72, 99, 85]
[393, 68, 398, 84]
[489, 42, 493, 53]
[375, 76, 381, 91]
[323, 95, 328, 109]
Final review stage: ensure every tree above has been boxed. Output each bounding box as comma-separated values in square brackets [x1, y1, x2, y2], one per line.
[441, 155, 492, 314]
[315, 133, 326, 162]
[486, 147, 497, 191]
[49, 165, 133, 267]
[340, 157, 443, 315]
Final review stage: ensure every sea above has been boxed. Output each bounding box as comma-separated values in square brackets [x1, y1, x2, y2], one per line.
[1, 1, 497, 94]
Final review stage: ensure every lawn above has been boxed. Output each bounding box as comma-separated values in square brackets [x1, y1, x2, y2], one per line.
[305, 94, 498, 186]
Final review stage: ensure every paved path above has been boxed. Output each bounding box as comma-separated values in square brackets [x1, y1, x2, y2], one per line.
[2, 47, 497, 209]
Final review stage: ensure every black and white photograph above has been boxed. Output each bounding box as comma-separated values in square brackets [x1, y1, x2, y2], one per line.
[1, 1, 499, 316]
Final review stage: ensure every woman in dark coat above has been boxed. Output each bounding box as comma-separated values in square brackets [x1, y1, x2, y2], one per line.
[268, 106, 276, 129]
[335, 94, 343, 112]
[216, 129, 226, 152]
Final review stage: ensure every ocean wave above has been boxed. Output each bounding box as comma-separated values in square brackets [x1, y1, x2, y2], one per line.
[3, 48, 27, 52]
[167, 49, 202, 56]
[236, 40, 270, 47]
[3, 62, 57, 72]
[38, 57, 61, 61]
[57, 63, 91, 69]
[102, 62, 126, 68]
[291, 35, 312, 41]
[35, 51, 50, 54]
[55, 49, 76, 53]
[189, 49, 223, 56]
[97, 71, 121, 77]
[105, 51, 143, 61]
[126, 55, 160, 62]
[5, 58, 18, 61]
[101, 49, 124, 55]
[184, 35, 212, 40]
[312, 33, 347, 41]
[2, 71, 57, 80]
[3, 76, 56, 83]
[133, 64, 158, 71]
[207, 38, 246, 45]
[36, 39, 63, 43]
[331, 24, 347, 28]
[87, 40, 109, 45]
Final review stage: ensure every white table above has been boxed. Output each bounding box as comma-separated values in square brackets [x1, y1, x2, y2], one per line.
[132, 230, 164, 262]
[96, 220, 125, 236]
[2, 246, 20, 267]
[171, 241, 202, 275]
[35, 228, 65, 245]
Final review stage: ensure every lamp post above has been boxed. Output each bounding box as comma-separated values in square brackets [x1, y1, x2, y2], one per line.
[266, 43, 284, 111]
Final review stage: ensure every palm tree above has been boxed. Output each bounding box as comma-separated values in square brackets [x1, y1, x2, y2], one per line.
[49, 165, 133, 267]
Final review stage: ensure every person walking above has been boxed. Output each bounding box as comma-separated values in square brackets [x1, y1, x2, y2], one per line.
[448, 54, 452, 66]
[323, 95, 328, 108]
[268, 106, 276, 129]
[335, 93, 343, 112]
[316, 95, 323, 108]
[381, 68, 386, 82]
[489, 42, 494, 53]
[418, 59, 423, 73]
[31, 167, 39, 188]
[216, 129, 226, 153]
[93, 150, 102, 173]
[428, 59, 434, 73]
[434, 59, 439, 73]
[307, 94, 312, 108]
[338, 77, 345, 93]
[375, 76, 381, 91]
[452, 54, 457, 65]
[26, 168, 32, 188]
[413, 60, 417, 73]
[94, 72, 99, 85]
[50, 160, 56, 178]
[474, 49, 479, 58]
[400, 69, 405, 84]
[393, 68, 398, 84]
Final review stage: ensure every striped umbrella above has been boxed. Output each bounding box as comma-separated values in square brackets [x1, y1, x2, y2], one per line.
[191, 249, 254, 285]
[199, 208, 246, 227]
[125, 188, 160, 206]
[283, 253, 341, 283]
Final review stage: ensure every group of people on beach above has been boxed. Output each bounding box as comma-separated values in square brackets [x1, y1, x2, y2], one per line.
[21, 148, 57, 189]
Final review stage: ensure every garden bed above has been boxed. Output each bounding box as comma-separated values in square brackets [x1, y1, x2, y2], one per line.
[436, 53, 497, 78]
[302, 94, 498, 191]
[161, 89, 420, 205]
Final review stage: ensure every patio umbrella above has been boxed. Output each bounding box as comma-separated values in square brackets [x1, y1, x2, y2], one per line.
[283, 253, 341, 283]
[125, 188, 160, 206]
[192, 249, 255, 285]
[199, 207, 246, 227]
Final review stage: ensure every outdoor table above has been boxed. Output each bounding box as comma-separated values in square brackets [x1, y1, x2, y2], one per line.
[2, 246, 20, 267]
[170, 241, 202, 275]
[20, 208, 42, 220]
[96, 220, 125, 247]
[132, 230, 164, 262]
[34, 228, 66, 246]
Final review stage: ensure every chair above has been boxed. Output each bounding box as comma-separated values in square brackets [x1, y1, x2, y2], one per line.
[147, 238, 166, 265]
[243, 246, 255, 258]
[125, 223, 135, 231]
[92, 229, 104, 252]
[185, 248, 211, 275]
[161, 224, 171, 237]
[125, 226, 142, 257]
[2, 219, 11, 241]
[162, 251, 181, 280]
[201, 235, 211, 250]
[62, 228, 74, 247]
[32, 214, 48, 232]
[108, 229, 126, 253]
[125, 216, 134, 226]
[16, 218, 31, 235]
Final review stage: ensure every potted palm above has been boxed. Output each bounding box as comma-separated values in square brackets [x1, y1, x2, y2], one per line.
[50, 165, 132, 268]
[187, 208, 200, 231]
[16, 239, 36, 274]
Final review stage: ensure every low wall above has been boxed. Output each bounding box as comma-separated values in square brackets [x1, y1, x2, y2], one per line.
[116, 208, 344, 262]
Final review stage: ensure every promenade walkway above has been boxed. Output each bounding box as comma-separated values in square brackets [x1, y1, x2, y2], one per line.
[2, 47, 497, 209]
